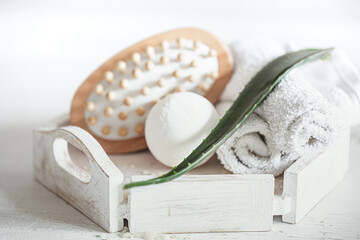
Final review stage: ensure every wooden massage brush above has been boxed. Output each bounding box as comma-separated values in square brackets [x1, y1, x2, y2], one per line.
[70, 27, 233, 153]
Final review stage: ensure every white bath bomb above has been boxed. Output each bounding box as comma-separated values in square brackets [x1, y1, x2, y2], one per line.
[145, 92, 219, 167]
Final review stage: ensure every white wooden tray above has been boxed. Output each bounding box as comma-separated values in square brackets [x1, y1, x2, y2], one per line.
[33, 115, 350, 233]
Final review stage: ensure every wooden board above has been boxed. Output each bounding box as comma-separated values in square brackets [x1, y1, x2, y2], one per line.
[128, 174, 274, 233]
[70, 27, 233, 154]
[282, 128, 350, 223]
[33, 125, 126, 233]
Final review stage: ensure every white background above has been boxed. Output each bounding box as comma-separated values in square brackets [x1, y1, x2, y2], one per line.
[0, 0, 360, 126]
[0, 1, 360, 239]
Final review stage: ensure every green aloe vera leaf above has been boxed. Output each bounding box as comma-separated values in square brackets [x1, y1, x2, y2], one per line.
[125, 48, 334, 189]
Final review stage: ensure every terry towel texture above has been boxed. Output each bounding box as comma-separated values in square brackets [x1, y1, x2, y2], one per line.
[217, 38, 345, 176]
[216, 107, 297, 176]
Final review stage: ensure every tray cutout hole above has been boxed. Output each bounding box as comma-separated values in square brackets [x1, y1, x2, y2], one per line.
[53, 137, 91, 183]
[123, 218, 129, 228]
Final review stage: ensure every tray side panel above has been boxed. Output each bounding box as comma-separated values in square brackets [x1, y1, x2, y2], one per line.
[33, 126, 125, 233]
[282, 128, 350, 223]
[128, 174, 274, 233]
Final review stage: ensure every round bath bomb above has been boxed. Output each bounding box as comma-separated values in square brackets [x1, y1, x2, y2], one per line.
[145, 92, 219, 167]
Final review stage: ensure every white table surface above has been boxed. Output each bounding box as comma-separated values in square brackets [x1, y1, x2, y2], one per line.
[1, 1, 360, 239]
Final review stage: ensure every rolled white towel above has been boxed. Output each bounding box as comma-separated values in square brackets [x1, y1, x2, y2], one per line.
[216, 71, 341, 176]
[220, 37, 287, 101]
[216, 102, 298, 176]
[216, 36, 345, 176]
[255, 70, 341, 158]
[221, 39, 358, 126]
[298, 50, 360, 126]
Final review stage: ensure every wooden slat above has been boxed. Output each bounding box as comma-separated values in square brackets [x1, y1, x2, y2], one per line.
[129, 174, 274, 233]
[282, 129, 350, 223]
[33, 125, 125, 233]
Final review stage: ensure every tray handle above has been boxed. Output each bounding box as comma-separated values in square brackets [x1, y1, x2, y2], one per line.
[34, 124, 125, 233]
[53, 126, 123, 182]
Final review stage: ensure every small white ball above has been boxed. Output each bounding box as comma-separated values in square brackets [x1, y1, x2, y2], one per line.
[145, 92, 219, 168]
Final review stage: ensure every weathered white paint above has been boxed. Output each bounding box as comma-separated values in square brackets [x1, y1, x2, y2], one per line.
[33, 125, 126, 232]
[282, 128, 350, 223]
[1, 123, 358, 239]
[129, 174, 274, 233]
[30, 115, 352, 235]
[273, 195, 291, 216]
